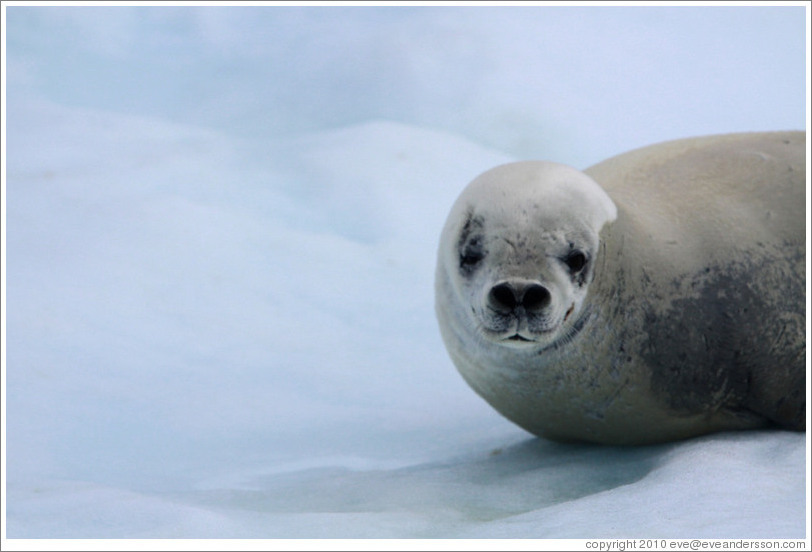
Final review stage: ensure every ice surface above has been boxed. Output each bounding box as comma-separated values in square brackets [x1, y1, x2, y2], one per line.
[3, 5, 808, 542]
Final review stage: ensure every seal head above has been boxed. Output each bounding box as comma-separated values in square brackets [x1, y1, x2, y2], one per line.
[437, 161, 616, 353]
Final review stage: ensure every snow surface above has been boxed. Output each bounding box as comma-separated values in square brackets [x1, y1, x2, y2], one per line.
[3, 4, 809, 542]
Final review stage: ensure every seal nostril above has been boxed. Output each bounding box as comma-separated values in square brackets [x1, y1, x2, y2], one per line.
[490, 283, 519, 310]
[490, 282, 550, 312]
[522, 284, 551, 311]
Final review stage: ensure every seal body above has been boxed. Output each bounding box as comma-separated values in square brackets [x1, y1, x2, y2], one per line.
[435, 131, 806, 444]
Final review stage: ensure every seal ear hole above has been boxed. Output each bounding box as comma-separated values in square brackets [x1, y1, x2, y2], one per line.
[563, 250, 588, 274]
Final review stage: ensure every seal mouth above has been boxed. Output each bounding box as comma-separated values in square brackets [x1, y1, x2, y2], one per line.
[498, 328, 552, 346]
[506, 334, 534, 343]
[498, 333, 540, 348]
[491, 306, 592, 352]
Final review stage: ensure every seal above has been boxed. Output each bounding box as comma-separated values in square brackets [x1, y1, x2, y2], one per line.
[435, 131, 806, 445]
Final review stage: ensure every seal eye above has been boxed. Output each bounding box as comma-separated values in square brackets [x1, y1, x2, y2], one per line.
[563, 251, 587, 274]
[457, 210, 487, 275]
[460, 237, 485, 272]
[461, 249, 484, 267]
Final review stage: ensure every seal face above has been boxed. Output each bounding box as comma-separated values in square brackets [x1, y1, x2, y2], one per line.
[442, 162, 616, 353]
[435, 133, 806, 445]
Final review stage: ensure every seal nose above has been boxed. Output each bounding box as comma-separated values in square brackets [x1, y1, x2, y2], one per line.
[489, 281, 551, 313]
